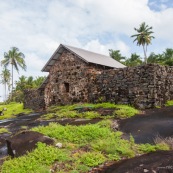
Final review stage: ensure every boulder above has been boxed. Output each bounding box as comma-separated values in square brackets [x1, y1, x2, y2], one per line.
[6, 131, 54, 157]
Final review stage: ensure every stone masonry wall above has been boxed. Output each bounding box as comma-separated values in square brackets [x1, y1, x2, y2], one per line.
[88, 64, 173, 109]
[24, 59, 173, 110]
[23, 89, 45, 111]
[44, 51, 107, 107]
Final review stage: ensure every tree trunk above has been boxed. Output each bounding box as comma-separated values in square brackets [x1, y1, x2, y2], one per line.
[4, 83, 6, 101]
[143, 44, 147, 64]
[11, 64, 13, 99]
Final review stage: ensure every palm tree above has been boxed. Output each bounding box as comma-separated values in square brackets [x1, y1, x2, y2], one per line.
[34, 76, 46, 88]
[1, 47, 26, 92]
[131, 22, 155, 64]
[0, 68, 11, 101]
[15, 75, 27, 91]
[125, 53, 142, 67]
[109, 49, 125, 63]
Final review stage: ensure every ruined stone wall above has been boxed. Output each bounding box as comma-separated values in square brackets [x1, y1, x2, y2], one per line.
[153, 65, 173, 106]
[24, 59, 173, 110]
[88, 64, 173, 109]
[23, 89, 45, 111]
[44, 51, 106, 106]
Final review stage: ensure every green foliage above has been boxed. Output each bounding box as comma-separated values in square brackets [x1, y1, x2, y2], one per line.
[1, 142, 70, 173]
[1, 47, 26, 95]
[1, 120, 171, 173]
[165, 100, 173, 106]
[32, 122, 112, 144]
[79, 152, 106, 167]
[91, 134, 136, 159]
[80, 111, 100, 119]
[44, 102, 139, 120]
[138, 143, 169, 153]
[114, 105, 139, 118]
[131, 22, 154, 63]
[0, 127, 9, 134]
[0, 102, 32, 120]
[125, 53, 142, 67]
[109, 49, 126, 64]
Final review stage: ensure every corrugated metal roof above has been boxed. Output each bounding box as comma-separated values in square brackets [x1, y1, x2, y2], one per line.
[42, 44, 126, 72]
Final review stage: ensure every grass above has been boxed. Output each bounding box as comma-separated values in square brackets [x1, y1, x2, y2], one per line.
[1, 120, 170, 173]
[0, 102, 32, 120]
[42, 102, 139, 120]
[154, 135, 173, 150]
[165, 100, 173, 106]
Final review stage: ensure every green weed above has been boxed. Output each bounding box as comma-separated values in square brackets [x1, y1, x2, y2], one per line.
[0, 127, 9, 134]
[165, 100, 173, 106]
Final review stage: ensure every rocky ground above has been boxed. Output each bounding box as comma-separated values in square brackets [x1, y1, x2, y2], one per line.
[0, 106, 173, 172]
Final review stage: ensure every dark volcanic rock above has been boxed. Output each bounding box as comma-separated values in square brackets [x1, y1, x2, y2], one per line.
[6, 131, 54, 157]
[98, 150, 173, 173]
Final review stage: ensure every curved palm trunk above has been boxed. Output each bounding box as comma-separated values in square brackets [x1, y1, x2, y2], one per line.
[142, 44, 147, 64]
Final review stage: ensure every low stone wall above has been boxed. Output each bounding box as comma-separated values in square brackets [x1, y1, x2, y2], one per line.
[23, 89, 45, 111]
[88, 64, 173, 109]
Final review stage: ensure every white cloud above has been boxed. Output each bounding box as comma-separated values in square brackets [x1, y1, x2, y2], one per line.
[1, 0, 173, 101]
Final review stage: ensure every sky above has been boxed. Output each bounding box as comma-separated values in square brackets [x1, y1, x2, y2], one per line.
[0, 0, 173, 101]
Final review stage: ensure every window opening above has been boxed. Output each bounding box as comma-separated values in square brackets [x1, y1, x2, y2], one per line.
[64, 82, 69, 92]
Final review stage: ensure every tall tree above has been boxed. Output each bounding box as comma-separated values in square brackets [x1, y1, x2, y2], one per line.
[109, 49, 125, 63]
[131, 22, 155, 64]
[0, 68, 11, 101]
[1, 47, 26, 92]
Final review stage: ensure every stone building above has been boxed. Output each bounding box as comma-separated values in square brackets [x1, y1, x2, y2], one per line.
[24, 44, 125, 110]
[24, 44, 173, 110]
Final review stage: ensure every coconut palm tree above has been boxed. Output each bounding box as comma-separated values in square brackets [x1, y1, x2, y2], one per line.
[109, 49, 125, 63]
[0, 68, 11, 101]
[1, 47, 26, 92]
[131, 22, 155, 64]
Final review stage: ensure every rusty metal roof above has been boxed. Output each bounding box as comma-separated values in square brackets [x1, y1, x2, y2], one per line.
[42, 44, 126, 72]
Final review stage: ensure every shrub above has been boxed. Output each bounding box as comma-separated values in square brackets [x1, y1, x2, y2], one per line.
[79, 152, 106, 167]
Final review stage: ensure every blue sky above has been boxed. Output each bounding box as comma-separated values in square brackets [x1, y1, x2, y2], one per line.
[0, 0, 173, 101]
